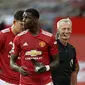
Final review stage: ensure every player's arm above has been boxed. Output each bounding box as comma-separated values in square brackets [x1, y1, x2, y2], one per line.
[10, 36, 28, 76]
[49, 53, 59, 71]
[10, 54, 28, 76]
[10, 54, 20, 72]
[71, 61, 79, 85]
[75, 58, 79, 74]
[71, 48, 79, 85]
[48, 36, 59, 71]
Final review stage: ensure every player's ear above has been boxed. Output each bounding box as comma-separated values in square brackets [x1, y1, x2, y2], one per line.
[34, 18, 38, 24]
[13, 19, 17, 25]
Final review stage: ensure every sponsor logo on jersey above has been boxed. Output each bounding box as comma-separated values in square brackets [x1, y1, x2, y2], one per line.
[25, 50, 42, 56]
[39, 41, 46, 47]
[25, 56, 42, 60]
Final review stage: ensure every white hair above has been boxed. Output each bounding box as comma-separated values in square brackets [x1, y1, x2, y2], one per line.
[57, 18, 72, 30]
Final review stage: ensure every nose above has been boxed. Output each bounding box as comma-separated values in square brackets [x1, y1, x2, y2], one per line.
[65, 29, 69, 33]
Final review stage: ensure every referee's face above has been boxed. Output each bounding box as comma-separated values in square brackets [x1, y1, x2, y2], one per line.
[58, 22, 72, 40]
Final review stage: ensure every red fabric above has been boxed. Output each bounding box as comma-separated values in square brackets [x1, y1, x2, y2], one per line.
[0, 27, 20, 84]
[13, 29, 58, 84]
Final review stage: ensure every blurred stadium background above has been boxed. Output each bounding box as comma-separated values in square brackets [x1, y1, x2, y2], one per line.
[0, 0, 85, 85]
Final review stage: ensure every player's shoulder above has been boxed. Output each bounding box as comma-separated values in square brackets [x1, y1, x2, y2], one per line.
[1, 28, 10, 34]
[41, 29, 53, 37]
[17, 29, 28, 36]
[0, 28, 10, 38]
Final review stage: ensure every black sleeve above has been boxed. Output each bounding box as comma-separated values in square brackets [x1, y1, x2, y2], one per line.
[72, 47, 76, 71]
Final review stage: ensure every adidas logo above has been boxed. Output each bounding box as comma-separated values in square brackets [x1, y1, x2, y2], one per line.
[9, 41, 13, 45]
[23, 42, 28, 46]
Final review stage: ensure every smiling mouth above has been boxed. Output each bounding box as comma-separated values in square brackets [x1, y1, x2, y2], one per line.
[63, 35, 70, 38]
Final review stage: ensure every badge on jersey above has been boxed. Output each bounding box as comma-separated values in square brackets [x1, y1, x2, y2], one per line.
[39, 41, 46, 47]
[70, 59, 73, 67]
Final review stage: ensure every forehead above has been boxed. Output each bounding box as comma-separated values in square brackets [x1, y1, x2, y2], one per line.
[60, 22, 72, 28]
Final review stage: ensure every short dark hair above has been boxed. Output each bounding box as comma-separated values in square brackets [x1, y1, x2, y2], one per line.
[14, 10, 24, 21]
[25, 8, 39, 19]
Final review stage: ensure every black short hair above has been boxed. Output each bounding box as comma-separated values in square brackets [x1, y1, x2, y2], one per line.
[25, 8, 39, 19]
[14, 10, 24, 21]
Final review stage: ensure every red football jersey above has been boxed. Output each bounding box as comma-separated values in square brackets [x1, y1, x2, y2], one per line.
[0, 27, 20, 84]
[13, 29, 58, 85]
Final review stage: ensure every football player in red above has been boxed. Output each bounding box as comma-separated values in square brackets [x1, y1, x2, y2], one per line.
[0, 10, 24, 85]
[10, 8, 59, 85]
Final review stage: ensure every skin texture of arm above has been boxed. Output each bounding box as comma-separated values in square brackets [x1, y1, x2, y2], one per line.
[49, 53, 59, 71]
[46, 53, 59, 72]
[71, 62, 79, 85]
[10, 54, 29, 76]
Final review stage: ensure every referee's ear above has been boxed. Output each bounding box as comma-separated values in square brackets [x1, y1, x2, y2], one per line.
[56, 32, 59, 40]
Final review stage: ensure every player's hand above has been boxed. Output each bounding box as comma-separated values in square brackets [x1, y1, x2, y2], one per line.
[35, 65, 46, 73]
[31, 59, 50, 73]
[19, 66, 29, 76]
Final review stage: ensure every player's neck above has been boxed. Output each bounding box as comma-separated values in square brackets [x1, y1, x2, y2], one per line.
[29, 26, 40, 36]
[11, 25, 18, 35]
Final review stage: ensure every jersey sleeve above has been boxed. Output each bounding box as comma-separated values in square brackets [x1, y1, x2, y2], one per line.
[12, 36, 21, 56]
[48, 35, 58, 56]
[0, 32, 6, 50]
[0, 32, 6, 69]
